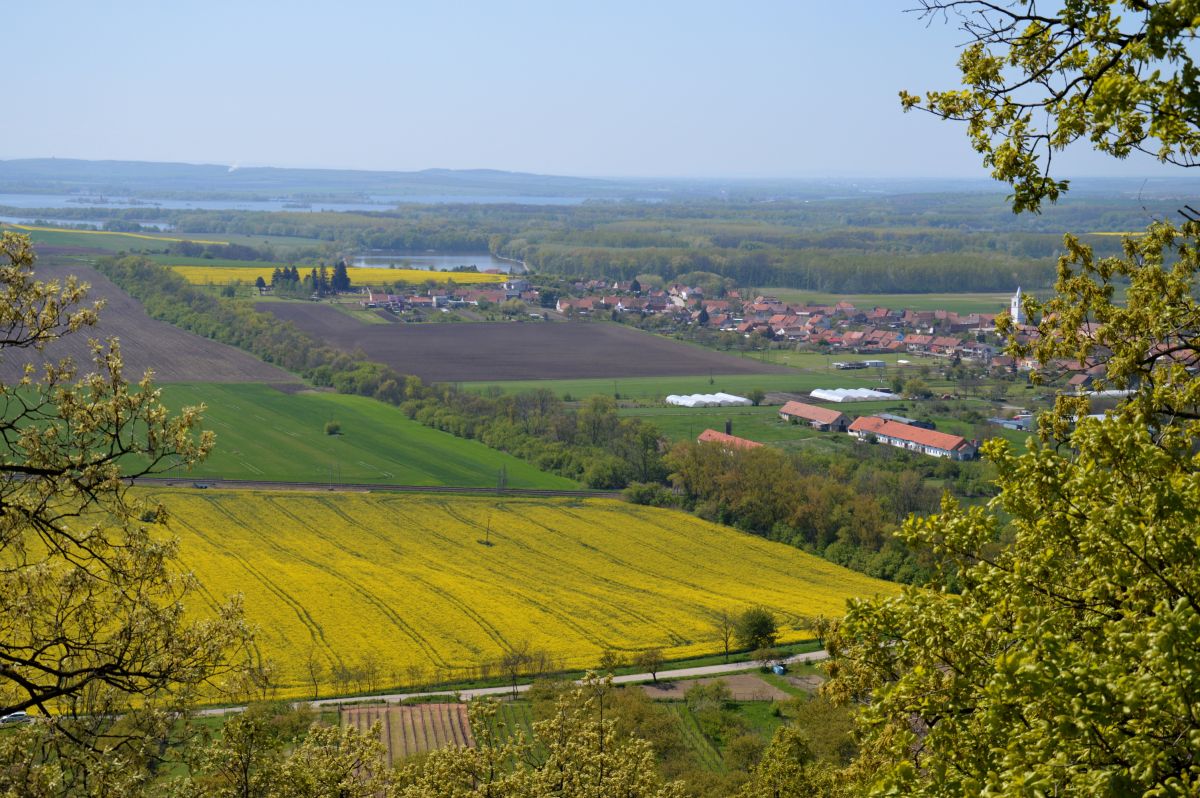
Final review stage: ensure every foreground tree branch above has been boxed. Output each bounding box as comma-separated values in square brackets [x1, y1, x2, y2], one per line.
[0, 232, 249, 795]
[903, 1, 1200, 211]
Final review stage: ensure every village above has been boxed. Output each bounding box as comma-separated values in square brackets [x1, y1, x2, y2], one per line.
[352, 273, 1027, 369]
[554, 278, 1029, 370]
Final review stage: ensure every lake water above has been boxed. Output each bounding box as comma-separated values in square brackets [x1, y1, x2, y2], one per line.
[349, 252, 523, 274]
[0, 192, 585, 213]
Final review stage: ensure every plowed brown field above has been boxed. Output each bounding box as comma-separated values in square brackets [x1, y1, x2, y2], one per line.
[257, 303, 792, 382]
[0, 264, 298, 385]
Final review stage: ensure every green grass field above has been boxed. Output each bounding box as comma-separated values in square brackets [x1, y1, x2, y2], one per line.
[462, 370, 897, 402]
[762, 350, 946, 372]
[157, 383, 575, 488]
[757, 288, 1019, 315]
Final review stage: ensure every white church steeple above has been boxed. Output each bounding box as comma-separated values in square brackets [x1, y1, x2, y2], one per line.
[1010, 286, 1026, 325]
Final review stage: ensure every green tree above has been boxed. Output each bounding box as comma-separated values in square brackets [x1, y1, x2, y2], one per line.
[331, 260, 351, 292]
[902, 1, 1200, 212]
[901, 376, 932, 399]
[0, 232, 248, 791]
[735, 606, 778, 651]
[736, 727, 842, 798]
[747, 387, 766, 406]
[820, 3, 1200, 792]
[181, 702, 388, 798]
[711, 608, 737, 662]
[598, 649, 625, 674]
[634, 647, 665, 684]
[829, 221, 1200, 795]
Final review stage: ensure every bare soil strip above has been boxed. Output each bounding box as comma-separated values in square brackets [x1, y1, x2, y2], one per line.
[1, 263, 299, 385]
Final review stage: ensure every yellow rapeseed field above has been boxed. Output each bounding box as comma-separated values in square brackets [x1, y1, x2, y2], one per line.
[170, 265, 507, 286]
[149, 489, 897, 697]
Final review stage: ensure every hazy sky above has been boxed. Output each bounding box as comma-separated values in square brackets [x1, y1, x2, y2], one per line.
[4, 1, 1176, 179]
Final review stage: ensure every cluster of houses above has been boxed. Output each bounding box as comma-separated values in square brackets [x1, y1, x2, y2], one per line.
[359, 279, 536, 313]
[553, 281, 1015, 366]
[698, 399, 977, 460]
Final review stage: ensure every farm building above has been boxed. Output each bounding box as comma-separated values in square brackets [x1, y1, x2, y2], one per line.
[697, 429, 763, 450]
[875, 412, 934, 430]
[847, 416, 976, 460]
[778, 401, 848, 432]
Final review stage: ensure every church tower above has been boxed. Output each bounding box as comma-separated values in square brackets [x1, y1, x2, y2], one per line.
[1010, 286, 1026, 325]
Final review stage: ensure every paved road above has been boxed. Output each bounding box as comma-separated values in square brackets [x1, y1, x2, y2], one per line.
[201, 649, 828, 716]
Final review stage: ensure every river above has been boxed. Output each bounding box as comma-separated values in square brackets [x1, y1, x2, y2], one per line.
[349, 252, 523, 274]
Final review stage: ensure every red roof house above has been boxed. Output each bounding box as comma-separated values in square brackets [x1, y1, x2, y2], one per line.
[779, 401, 849, 431]
[848, 416, 975, 460]
[697, 429, 763, 450]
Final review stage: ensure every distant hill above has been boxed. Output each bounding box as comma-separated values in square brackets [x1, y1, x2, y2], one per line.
[0, 157, 1011, 203]
[4, 157, 1199, 205]
[0, 158, 644, 200]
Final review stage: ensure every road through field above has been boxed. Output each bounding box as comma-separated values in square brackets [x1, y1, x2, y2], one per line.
[200, 649, 830, 715]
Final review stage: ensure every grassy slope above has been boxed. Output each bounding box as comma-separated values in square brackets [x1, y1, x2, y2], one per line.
[151, 489, 897, 698]
[159, 383, 574, 489]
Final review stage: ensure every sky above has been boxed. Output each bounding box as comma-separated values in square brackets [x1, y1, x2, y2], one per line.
[4, 1, 1179, 180]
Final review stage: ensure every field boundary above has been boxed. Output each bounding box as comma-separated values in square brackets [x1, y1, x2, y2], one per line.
[133, 476, 621, 499]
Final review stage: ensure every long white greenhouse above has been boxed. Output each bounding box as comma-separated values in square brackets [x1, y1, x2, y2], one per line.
[664, 393, 754, 407]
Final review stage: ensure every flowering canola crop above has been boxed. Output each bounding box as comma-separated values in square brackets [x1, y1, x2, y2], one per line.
[149, 489, 897, 697]
[169, 265, 507, 286]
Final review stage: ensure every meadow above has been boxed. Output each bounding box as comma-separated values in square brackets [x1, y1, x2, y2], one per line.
[157, 383, 573, 488]
[462, 369, 892, 401]
[170, 264, 507, 286]
[151, 490, 896, 698]
[754, 288, 1016, 315]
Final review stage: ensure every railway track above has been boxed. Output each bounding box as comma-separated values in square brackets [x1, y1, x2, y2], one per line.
[131, 476, 623, 500]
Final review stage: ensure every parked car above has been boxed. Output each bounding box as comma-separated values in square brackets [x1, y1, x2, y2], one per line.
[0, 711, 32, 724]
